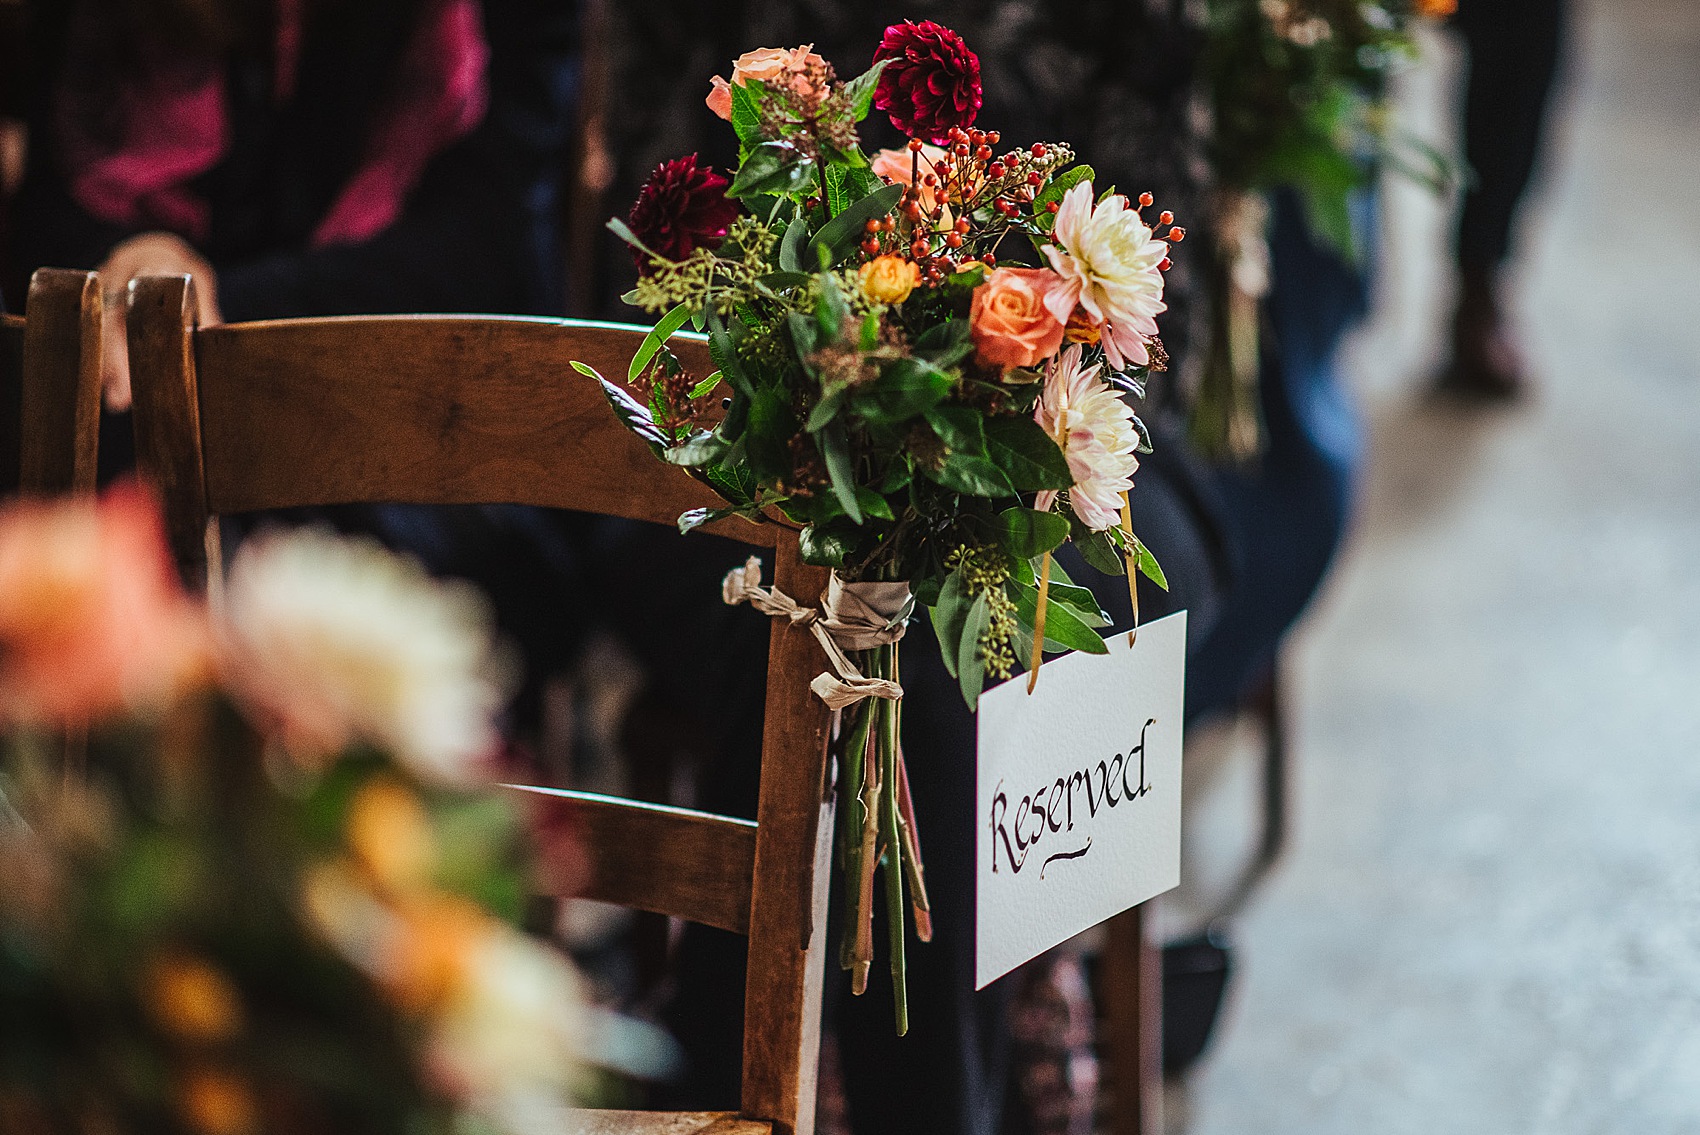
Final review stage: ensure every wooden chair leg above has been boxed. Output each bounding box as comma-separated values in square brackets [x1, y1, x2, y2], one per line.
[1104, 903, 1163, 1135]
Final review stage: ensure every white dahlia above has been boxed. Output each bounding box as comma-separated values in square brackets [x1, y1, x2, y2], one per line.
[218, 529, 512, 786]
[1034, 345, 1141, 531]
[1041, 181, 1168, 370]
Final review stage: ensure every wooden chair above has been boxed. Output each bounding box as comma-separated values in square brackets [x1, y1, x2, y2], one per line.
[0, 267, 102, 495]
[125, 274, 836, 1135]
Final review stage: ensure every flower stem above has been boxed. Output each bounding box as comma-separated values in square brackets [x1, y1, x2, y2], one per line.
[1120, 493, 1140, 646]
[1028, 551, 1053, 692]
[876, 644, 909, 1035]
[838, 700, 876, 974]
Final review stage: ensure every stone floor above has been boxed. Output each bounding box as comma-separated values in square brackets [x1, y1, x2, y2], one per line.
[1173, 2, 1700, 1131]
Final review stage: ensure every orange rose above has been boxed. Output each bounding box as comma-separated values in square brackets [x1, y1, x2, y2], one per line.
[859, 254, 921, 305]
[970, 268, 1068, 370]
[706, 45, 828, 120]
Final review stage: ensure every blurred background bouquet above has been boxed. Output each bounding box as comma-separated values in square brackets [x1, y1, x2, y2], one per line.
[0, 486, 604, 1135]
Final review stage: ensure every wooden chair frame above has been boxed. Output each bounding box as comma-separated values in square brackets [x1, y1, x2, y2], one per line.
[0, 267, 102, 495]
[126, 274, 834, 1135]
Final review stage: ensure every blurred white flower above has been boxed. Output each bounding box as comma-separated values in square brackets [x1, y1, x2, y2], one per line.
[1034, 345, 1141, 531]
[1042, 181, 1168, 371]
[218, 529, 511, 786]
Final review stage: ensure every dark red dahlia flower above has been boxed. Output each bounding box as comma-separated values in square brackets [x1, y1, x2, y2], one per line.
[871, 21, 983, 145]
[626, 154, 739, 271]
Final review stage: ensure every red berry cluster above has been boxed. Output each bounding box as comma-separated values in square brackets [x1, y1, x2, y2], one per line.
[1131, 190, 1185, 272]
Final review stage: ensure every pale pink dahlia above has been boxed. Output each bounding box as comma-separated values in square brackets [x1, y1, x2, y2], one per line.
[1033, 345, 1141, 531]
[1041, 182, 1168, 370]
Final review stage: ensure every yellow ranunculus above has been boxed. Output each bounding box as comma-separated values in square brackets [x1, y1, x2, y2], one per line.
[860, 254, 921, 305]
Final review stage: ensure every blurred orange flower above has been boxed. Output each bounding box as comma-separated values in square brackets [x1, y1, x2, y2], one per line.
[0, 484, 209, 725]
[143, 952, 245, 1043]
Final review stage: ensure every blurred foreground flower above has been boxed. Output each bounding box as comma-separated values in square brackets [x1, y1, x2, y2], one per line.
[0, 483, 209, 725]
[219, 529, 513, 786]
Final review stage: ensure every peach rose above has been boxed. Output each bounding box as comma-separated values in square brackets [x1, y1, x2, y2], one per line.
[970, 268, 1068, 370]
[706, 45, 828, 120]
[860, 254, 921, 305]
[0, 484, 209, 725]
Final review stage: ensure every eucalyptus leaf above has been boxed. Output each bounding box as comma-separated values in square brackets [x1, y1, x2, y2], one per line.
[930, 567, 971, 679]
[663, 431, 730, 467]
[571, 360, 669, 450]
[957, 591, 991, 707]
[630, 302, 694, 383]
[1075, 527, 1127, 576]
[779, 218, 808, 273]
[678, 506, 739, 535]
[1134, 538, 1169, 591]
[863, 357, 951, 420]
[818, 422, 861, 523]
[855, 486, 895, 521]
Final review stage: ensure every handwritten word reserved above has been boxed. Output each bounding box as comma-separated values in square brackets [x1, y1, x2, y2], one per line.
[989, 719, 1156, 876]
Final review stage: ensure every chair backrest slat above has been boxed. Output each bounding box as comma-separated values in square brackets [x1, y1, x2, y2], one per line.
[0, 314, 21, 494]
[19, 269, 103, 494]
[512, 786, 759, 935]
[127, 275, 834, 1135]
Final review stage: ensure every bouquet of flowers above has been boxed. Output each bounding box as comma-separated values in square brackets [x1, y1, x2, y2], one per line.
[577, 23, 1179, 1032]
[1196, 0, 1456, 457]
[0, 489, 629, 1134]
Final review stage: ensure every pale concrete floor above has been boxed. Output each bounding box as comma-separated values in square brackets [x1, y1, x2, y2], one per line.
[1173, 1, 1700, 1131]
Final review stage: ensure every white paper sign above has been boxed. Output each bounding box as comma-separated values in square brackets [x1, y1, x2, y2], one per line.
[975, 610, 1186, 989]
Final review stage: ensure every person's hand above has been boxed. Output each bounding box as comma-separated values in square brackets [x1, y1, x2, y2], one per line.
[96, 233, 223, 412]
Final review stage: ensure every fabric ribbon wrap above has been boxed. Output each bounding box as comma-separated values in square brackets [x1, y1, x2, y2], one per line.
[722, 557, 911, 711]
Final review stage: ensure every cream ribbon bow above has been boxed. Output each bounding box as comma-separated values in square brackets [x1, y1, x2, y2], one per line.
[722, 557, 909, 711]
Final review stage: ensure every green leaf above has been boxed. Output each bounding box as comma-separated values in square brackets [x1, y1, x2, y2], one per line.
[744, 388, 793, 480]
[606, 217, 661, 261]
[1075, 527, 1126, 576]
[824, 162, 855, 219]
[731, 142, 815, 198]
[1032, 164, 1094, 217]
[630, 302, 694, 383]
[779, 218, 809, 273]
[572, 360, 668, 449]
[689, 373, 722, 400]
[1012, 584, 1110, 655]
[912, 318, 975, 368]
[855, 486, 895, 521]
[730, 79, 766, 147]
[998, 507, 1070, 558]
[930, 570, 971, 678]
[706, 312, 755, 399]
[818, 422, 861, 523]
[840, 59, 892, 121]
[924, 405, 986, 455]
[929, 453, 1014, 497]
[957, 591, 990, 707]
[815, 271, 850, 338]
[1047, 580, 1111, 627]
[678, 505, 739, 535]
[805, 384, 850, 432]
[863, 357, 951, 421]
[985, 416, 1073, 490]
[799, 522, 855, 567]
[704, 459, 758, 507]
[810, 182, 904, 267]
[1133, 538, 1168, 591]
[663, 431, 730, 467]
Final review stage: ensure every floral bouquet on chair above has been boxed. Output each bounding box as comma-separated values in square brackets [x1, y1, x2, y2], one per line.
[578, 22, 1179, 1033]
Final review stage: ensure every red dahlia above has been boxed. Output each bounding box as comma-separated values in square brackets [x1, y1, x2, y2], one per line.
[871, 21, 982, 146]
[627, 155, 739, 272]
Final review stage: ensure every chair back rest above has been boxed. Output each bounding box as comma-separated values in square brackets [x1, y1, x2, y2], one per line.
[0, 269, 102, 495]
[126, 274, 834, 1135]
